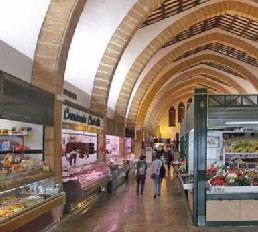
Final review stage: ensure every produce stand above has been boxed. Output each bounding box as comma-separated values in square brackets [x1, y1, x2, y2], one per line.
[180, 90, 258, 226]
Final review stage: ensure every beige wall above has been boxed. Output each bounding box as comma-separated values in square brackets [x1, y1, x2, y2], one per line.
[158, 111, 180, 139]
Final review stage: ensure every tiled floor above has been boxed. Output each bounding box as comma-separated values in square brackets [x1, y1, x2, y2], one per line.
[53, 170, 258, 232]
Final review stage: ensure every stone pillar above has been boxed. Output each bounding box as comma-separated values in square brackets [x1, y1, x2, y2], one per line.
[98, 117, 106, 161]
[193, 88, 207, 226]
[119, 137, 125, 158]
[53, 98, 62, 180]
[135, 130, 143, 157]
[43, 97, 62, 180]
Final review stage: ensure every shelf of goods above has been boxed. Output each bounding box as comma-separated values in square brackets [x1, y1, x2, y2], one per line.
[178, 174, 193, 213]
[62, 161, 112, 213]
[178, 174, 193, 190]
[206, 167, 258, 223]
[0, 177, 65, 232]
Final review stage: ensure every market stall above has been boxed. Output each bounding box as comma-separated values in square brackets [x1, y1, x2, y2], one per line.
[0, 71, 64, 232]
[106, 135, 129, 190]
[181, 89, 258, 226]
[61, 103, 111, 213]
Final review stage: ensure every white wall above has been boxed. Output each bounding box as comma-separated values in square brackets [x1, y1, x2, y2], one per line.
[63, 81, 91, 108]
[0, 0, 50, 59]
[64, 0, 136, 98]
[0, 40, 32, 82]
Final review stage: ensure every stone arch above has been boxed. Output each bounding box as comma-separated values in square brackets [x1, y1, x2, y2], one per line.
[32, 0, 164, 107]
[90, 0, 165, 115]
[133, 53, 254, 128]
[148, 88, 219, 130]
[139, 77, 229, 128]
[32, 0, 87, 93]
[115, 0, 258, 122]
[127, 31, 258, 125]
[142, 67, 242, 126]
[150, 93, 193, 131]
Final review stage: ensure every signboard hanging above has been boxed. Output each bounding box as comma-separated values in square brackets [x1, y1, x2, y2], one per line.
[62, 105, 102, 127]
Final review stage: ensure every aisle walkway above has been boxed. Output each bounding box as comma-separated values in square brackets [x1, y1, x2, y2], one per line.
[53, 170, 258, 232]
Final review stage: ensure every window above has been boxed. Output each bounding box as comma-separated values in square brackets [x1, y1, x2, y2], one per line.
[168, 106, 176, 127]
[63, 88, 77, 100]
[187, 98, 192, 109]
[178, 102, 185, 123]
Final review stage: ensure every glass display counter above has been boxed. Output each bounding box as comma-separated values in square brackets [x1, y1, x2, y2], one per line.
[0, 177, 64, 232]
[62, 161, 111, 213]
[105, 156, 130, 191]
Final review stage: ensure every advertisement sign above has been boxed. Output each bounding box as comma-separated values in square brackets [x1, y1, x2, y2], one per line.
[62, 105, 102, 127]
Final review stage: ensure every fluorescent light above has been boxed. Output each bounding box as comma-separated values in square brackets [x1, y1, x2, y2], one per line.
[225, 121, 258, 125]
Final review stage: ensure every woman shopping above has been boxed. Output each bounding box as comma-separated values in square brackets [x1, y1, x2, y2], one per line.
[151, 154, 166, 198]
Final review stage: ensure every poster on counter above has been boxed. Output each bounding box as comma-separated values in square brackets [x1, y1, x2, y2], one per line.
[146, 147, 153, 163]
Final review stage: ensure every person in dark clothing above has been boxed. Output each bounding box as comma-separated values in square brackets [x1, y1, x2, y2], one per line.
[136, 155, 147, 196]
[167, 150, 173, 170]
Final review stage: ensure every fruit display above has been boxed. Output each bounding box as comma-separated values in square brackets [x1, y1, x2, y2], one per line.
[225, 140, 258, 153]
[209, 176, 225, 186]
[206, 166, 219, 179]
[208, 168, 257, 187]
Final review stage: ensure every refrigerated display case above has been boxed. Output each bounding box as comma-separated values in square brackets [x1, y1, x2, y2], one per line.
[0, 120, 52, 191]
[0, 177, 64, 232]
[62, 161, 111, 213]
[105, 156, 129, 190]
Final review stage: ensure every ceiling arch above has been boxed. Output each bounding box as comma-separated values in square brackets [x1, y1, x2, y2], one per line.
[90, 0, 165, 115]
[126, 30, 258, 123]
[148, 87, 218, 131]
[136, 77, 230, 128]
[141, 67, 245, 128]
[32, 0, 87, 93]
[31, 0, 164, 106]
[130, 53, 258, 128]
[150, 93, 193, 131]
[114, 0, 258, 122]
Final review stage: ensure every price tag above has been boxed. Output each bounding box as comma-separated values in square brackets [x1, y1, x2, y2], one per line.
[213, 186, 225, 193]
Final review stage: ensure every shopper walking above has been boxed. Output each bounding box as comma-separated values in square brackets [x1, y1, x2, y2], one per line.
[151, 154, 163, 198]
[136, 155, 147, 196]
[167, 149, 173, 170]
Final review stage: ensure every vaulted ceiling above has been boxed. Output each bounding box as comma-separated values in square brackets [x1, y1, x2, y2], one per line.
[1, 0, 258, 134]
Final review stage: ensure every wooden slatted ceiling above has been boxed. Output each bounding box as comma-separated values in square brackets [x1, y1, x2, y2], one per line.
[142, 0, 211, 27]
[174, 42, 258, 67]
[162, 14, 258, 48]
[183, 74, 231, 87]
[180, 62, 245, 80]
[201, 61, 245, 80]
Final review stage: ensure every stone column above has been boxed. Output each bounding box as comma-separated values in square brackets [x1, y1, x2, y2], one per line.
[135, 130, 143, 157]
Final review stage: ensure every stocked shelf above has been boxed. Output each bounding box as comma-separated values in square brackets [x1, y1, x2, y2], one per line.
[178, 175, 193, 190]
[0, 133, 28, 137]
[0, 149, 42, 155]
